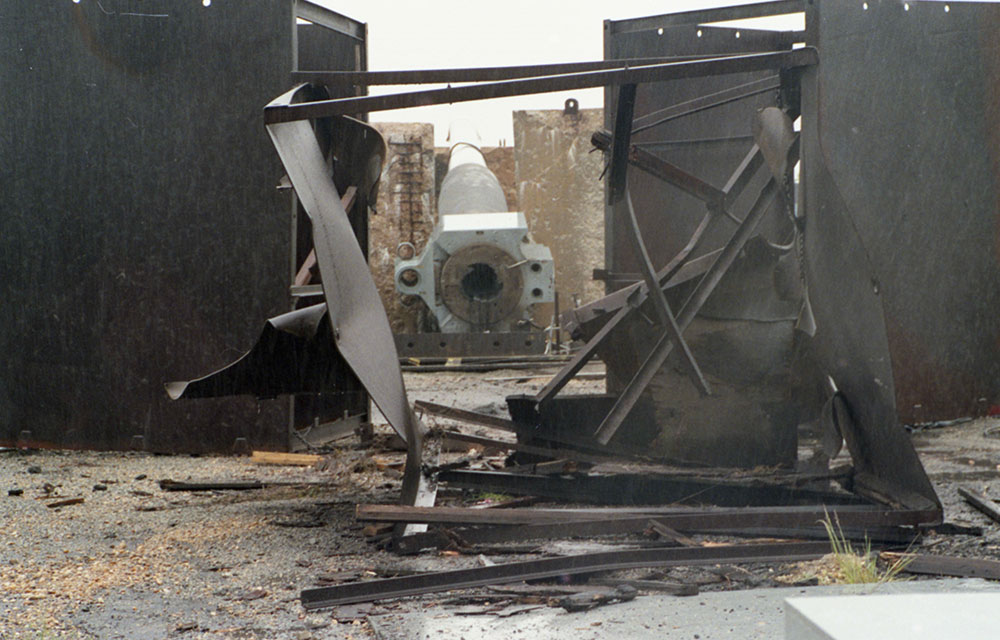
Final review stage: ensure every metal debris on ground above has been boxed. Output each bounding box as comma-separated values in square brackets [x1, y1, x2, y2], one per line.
[957, 486, 1000, 526]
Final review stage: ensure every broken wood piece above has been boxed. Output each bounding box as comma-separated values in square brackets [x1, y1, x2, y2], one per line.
[250, 451, 322, 466]
[362, 523, 394, 538]
[46, 497, 84, 508]
[293, 187, 356, 287]
[647, 519, 700, 547]
[559, 584, 637, 612]
[159, 480, 263, 491]
[588, 577, 698, 596]
[373, 458, 405, 472]
[957, 486, 1000, 525]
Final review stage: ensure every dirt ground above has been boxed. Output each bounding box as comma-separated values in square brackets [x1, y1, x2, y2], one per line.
[1, 369, 998, 639]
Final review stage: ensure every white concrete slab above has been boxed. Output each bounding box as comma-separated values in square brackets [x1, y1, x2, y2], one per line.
[786, 592, 1000, 640]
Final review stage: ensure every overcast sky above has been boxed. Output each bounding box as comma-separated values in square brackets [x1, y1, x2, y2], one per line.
[313, 1, 801, 146]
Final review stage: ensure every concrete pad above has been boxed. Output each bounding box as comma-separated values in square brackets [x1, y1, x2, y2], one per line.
[367, 579, 1000, 640]
[786, 593, 1000, 640]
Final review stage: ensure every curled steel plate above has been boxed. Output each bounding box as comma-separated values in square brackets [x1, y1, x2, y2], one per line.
[264, 85, 432, 507]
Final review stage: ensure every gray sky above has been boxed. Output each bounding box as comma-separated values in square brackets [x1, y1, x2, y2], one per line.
[314, 1, 802, 146]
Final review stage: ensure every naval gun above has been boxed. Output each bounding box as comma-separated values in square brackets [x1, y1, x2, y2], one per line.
[394, 133, 554, 333]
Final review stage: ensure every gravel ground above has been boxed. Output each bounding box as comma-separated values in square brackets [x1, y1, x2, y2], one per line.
[1, 369, 998, 639]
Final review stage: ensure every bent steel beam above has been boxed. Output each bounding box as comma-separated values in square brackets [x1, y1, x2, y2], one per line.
[301, 541, 832, 609]
[265, 49, 818, 123]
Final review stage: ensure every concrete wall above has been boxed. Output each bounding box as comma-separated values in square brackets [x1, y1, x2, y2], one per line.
[513, 108, 605, 327]
[370, 123, 437, 334]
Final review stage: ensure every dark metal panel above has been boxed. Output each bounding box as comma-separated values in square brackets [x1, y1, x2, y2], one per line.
[604, 23, 794, 282]
[810, 0, 1000, 423]
[297, 22, 360, 73]
[596, 15, 805, 469]
[0, 1, 365, 452]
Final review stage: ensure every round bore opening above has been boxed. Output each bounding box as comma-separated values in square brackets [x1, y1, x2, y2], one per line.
[399, 269, 420, 287]
[461, 263, 503, 301]
[531, 287, 543, 298]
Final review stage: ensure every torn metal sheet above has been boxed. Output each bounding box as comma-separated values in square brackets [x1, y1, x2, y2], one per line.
[263, 85, 433, 507]
[165, 303, 350, 400]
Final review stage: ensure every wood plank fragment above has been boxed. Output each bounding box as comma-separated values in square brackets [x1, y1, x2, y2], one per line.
[250, 451, 322, 466]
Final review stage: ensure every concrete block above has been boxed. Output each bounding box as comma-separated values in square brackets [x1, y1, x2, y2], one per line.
[786, 593, 1000, 640]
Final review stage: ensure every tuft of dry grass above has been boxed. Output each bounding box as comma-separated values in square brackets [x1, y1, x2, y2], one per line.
[819, 512, 912, 584]
[779, 513, 912, 586]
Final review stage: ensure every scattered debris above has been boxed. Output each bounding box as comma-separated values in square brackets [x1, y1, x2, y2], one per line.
[174, 621, 199, 633]
[558, 584, 637, 612]
[236, 588, 269, 601]
[589, 577, 698, 596]
[26, 465, 41, 474]
[958, 486, 1000, 526]
[46, 497, 84, 509]
[159, 479, 264, 492]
